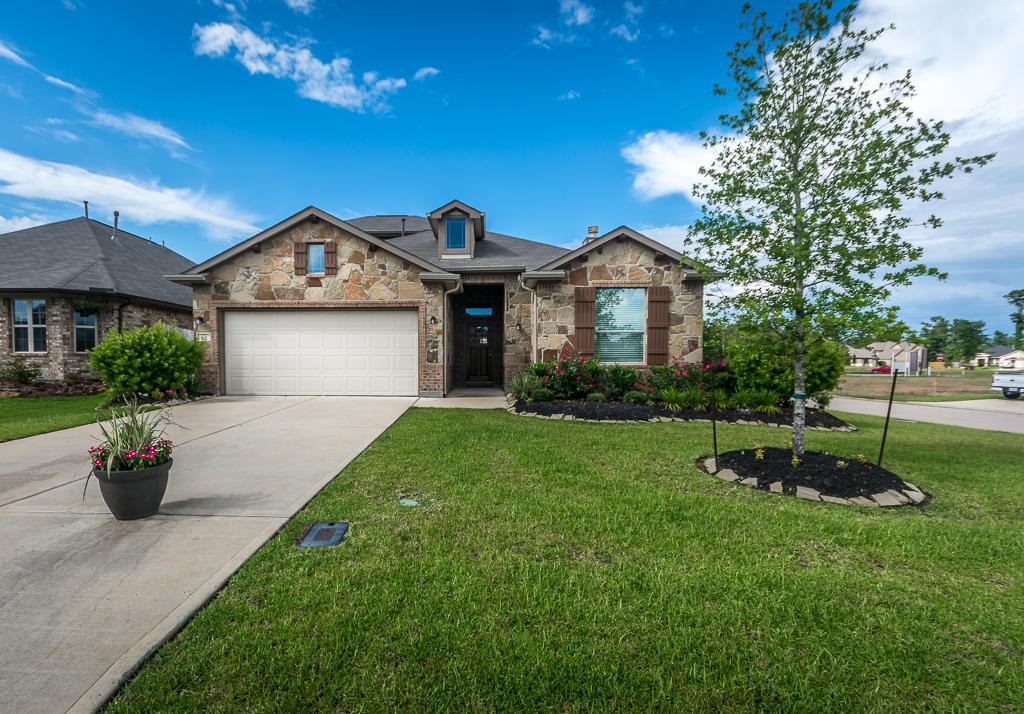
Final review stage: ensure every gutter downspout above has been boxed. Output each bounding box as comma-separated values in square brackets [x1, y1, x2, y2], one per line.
[519, 275, 539, 364]
[441, 277, 463, 396]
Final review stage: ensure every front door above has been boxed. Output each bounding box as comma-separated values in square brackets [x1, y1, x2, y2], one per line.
[465, 317, 494, 385]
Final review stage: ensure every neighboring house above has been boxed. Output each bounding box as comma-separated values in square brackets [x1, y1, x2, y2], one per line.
[974, 345, 1016, 367]
[0, 215, 195, 381]
[997, 349, 1024, 370]
[846, 341, 928, 374]
[846, 346, 878, 367]
[168, 202, 708, 397]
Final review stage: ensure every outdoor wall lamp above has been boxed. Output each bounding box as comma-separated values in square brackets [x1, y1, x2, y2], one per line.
[515, 322, 523, 332]
[428, 316, 439, 325]
[193, 316, 205, 327]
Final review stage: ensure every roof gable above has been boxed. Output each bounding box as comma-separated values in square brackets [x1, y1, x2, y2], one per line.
[537, 226, 704, 275]
[427, 199, 486, 240]
[181, 206, 442, 277]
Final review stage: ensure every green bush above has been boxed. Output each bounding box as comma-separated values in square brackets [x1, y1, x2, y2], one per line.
[727, 335, 846, 405]
[1, 355, 43, 385]
[659, 387, 685, 412]
[509, 373, 538, 401]
[529, 387, 555, 403]
[89, 322, 204, 398]
[623, 390, 652, 405]
[528, 354, 640, 400]
[586, 392, 607, 402]
[681, 386, 708, 410]
[604, 365, 641, 399]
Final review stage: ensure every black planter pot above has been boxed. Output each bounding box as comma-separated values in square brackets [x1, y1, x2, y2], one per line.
[93, 459, 172, 520]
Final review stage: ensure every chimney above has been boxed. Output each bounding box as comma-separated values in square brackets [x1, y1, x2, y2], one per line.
[111, 211, 119, 240]
[401, 217, 406, 237]
[583, 225, 599, 244]
[83, 200, 89, 219]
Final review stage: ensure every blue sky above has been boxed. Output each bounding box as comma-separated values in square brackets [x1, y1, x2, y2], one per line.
[0, 0, 1021, 335]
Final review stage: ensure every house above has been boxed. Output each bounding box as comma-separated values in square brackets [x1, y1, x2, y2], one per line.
[998, 349, 1024, 370]
[167, 203, 707, 397]
[846, 346, 878, 367]
[846, 341, 928, 374]
[974, 344, 1016, 367]
[0, 214, 195, 381]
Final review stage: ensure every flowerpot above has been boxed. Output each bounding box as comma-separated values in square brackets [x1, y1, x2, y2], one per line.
[93, 459, 172, 520]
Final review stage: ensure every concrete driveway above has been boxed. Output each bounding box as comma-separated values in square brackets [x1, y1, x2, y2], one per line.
[830, 396, 1024, 435]
[0, 396, 413, 714]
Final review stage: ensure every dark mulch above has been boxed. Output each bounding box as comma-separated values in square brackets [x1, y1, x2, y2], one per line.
[0, 379, 106, 398]
[512, 398, 851, 430]
[717, 447, 918, 499]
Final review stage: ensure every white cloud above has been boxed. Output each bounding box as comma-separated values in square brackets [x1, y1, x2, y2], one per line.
[558, 89, 581, 101]
[0, 213, 49, 234]
[0, 39, 86, 95]
[0, 148, 257, 239]
[192, 22, 407, 112]
[413, 66, 440, 81]
[83, 109, 191, 151]
[610, 24, 639, 42]
[211, 0, 246, 21]
[624, 2, 643, 22]
[285, 0, 314, 14]
[610, 2, 643, 42]
[560, 0, 594, 26]
[637, 224, 687, 252]
[621, 130, 716, 201]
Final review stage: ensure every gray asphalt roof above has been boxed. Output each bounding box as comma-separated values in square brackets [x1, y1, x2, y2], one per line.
[0, 217, 194, 307]
[985, 344, 1016, 357]
[388, 229, 570, 271]
[347, 215, 431, 236]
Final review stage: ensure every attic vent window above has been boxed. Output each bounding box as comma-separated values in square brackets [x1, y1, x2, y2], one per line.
[446, 218, 466, 250]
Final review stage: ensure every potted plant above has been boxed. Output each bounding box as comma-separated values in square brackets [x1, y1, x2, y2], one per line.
[86, 399, 174, 520]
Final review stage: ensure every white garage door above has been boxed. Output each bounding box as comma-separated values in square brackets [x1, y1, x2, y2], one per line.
[223, 310, 418, 396]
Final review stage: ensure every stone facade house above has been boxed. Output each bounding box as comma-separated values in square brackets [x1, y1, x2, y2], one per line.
[0, 215, 194, 382]
[168, 202, 708, 397]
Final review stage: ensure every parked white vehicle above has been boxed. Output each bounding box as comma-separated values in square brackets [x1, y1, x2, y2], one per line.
[992, 371, 1023, 399]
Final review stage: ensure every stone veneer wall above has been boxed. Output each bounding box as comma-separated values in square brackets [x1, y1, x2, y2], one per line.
[534, 239, 704, 363]
[0, 295, 190, 381]
[190, 217, 446, 395]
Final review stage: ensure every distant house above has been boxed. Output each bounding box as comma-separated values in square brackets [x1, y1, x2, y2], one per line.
[974, 346, 1015, 366]
[0, 215, 194, 382]
[846, 341, 928, 374]
[998, 349, 1024, 370]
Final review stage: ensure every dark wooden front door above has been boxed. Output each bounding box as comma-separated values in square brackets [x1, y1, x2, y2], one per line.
[465, 318, 494, 385]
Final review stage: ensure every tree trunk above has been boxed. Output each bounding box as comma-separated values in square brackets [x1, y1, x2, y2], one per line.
[792, 336, 807, 456]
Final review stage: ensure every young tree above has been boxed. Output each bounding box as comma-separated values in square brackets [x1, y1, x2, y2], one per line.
[685, 1, 992, 455]
[1006, 289, 1024, 349]
[947, 319, 988, 364]
[918, 316, 950, 356]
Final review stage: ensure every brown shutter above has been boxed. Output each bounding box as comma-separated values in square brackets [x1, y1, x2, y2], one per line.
[324, 241, 337, 275]
[574, 286, 596, 357]
[293, 242, 307, 275]
[647, 286, 670, 365]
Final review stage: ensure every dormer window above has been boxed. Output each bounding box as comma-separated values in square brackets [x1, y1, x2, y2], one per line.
[307, 243, 325, 274]
[446, 218, 466, 251]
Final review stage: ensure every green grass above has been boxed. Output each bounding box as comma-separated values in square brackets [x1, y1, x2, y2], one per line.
[108, 410, 1024, 712]
[0, 393, 109, 442]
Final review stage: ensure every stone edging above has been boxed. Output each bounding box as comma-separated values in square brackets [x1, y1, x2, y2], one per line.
[503, 394, 857, 432]
[695, 455, 928, 508]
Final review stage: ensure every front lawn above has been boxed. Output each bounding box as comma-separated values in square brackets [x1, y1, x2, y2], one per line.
[0, 393, 109, 442]
[837, 369, 1001, 401]
[108, 410, 1023, 711]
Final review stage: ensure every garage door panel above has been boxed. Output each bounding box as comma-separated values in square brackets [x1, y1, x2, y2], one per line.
[224, 310, 419, 396]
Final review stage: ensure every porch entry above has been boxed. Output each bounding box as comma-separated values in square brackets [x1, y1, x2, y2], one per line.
[452, 284, 504, 388]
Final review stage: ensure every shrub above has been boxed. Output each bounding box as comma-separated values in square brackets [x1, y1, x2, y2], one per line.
[604, 365, 640, 399]
[529, 387, 555, 403]
[586, 392, 607, 402]
[681, 386, 708, 410]
[1, 355, 42, 385]
[623, 390, 651, 405]
[660, 386, 685, 412]
[727, 334, 846, 405]
[509, 373, 538, 401]
[89, 322, 204, 398]
[528, 351, 640, 401]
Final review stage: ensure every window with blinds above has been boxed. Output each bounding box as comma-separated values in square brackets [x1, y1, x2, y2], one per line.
[595, 287, 646, 363]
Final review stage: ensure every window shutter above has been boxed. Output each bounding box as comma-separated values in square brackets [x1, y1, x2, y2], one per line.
[647, 286, 670, 365]
[574, 286, 596, 356]
[294, 242, 307, 275]
[324, 241, 337, 275]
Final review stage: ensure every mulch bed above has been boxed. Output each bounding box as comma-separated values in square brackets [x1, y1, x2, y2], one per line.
[704, 447, 929, 506]
[511, 398, 853, 431]
[0, 379, 107, 398]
